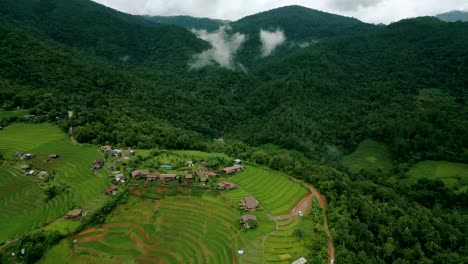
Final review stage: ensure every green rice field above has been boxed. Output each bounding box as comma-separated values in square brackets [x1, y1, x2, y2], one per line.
[228, 166, 309, 215]
[43, 193, 239, 264]
[407, 160, 468, 190]
[0, 123, 110, 242]
[342, 139, 393, 173]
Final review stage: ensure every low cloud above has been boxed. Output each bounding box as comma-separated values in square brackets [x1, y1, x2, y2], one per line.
[260, 29, 286, 57]
[190, 26, 246, 69]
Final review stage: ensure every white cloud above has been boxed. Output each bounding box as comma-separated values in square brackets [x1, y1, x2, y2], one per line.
[190, 26, 247, 69]
[260, 29, 286, 57]
[92, 0, 468, 24]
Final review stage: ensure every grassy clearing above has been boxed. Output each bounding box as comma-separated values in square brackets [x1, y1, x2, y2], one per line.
[0, 123, 109, 242]
[342, 139, 393, 173]
[228, 166, 308, 215]
[0, 109, 28, 119]
[407, 161, 468, 190]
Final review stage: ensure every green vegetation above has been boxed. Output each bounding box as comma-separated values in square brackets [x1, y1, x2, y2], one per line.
[408, 161, 468, 190]
[0, 1, 467, 263]
[0, 109, 27, 119]
[342, 140, 393, 173]
[229, 166, 308, 215]
[43, 194, 239, 264]
[0, 124, 109, 242]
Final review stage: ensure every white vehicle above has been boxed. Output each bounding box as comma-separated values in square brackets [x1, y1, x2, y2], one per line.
[298, 211, 303, 217]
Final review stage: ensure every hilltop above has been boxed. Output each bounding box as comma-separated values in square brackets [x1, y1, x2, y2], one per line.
[436, 10, 468, 22]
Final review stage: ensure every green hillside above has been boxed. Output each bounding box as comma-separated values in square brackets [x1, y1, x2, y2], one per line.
[0, 2, 467, 263]
[0, 124, 109, 242]
[0, 0, 208, 66]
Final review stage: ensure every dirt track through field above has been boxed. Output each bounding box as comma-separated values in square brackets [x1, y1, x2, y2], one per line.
[269, 179, 335, 264]
[293, 180, 335, 264]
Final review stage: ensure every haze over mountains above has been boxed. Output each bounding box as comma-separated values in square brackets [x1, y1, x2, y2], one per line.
[436, 10, 468, 22]
[0, 0, 467, 263]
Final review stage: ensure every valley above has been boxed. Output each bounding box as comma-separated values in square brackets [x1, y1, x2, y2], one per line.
[0, 0, 467, 263]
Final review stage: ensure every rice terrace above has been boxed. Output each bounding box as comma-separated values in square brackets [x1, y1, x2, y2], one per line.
[0, 123, 333, 264]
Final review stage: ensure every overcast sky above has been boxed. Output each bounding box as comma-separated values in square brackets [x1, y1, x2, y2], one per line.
[92, 0, 468, 24]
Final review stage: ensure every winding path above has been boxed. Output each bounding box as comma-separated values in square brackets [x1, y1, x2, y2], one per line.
[245, 178, 335, 264]
[271, 179, 335, 264]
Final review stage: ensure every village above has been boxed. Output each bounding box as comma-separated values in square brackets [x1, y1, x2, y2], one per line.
[12, 144, 263, 230]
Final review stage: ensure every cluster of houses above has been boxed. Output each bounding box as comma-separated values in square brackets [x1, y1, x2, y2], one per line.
[18, 153, 59, 180]
[15, 152, 34, 160]
[101, 145, 135, 158]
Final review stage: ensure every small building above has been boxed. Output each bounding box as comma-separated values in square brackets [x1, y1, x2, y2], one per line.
[48, 154, 60, 159]
[240, 214, 258, 229]
[217, 181, 236, 190]
[124, 148, 135, 157]
[100, 145, 112, 153]
[240, 197, 259, 211]
[234, 159, 242, 164]
[131, 170, 144, 179]
[105, 185, 119, 195]
[160, 174, 177, 182]
[91, 158, 105, 173]
[37, 171, 49, 179]
[26, 170, 36, 176]
[200, 176, 208, 184]
[291, 257, 308, 264]
[66, 209, 83, 219]
[186, 173, 194, 183]
[146, 174, 159, 181]
[197, 170, 218, 177]
[222, 165, 244, 175]
[21, 153, 35, 160]
[112, 149, 123, 157]
[160, 165, 174, 170]
[21, 164, 31, 171]
[186, 161, 193, 167]
[115, 173, 126, 182]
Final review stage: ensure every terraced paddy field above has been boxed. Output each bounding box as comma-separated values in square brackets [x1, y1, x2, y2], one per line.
[41, 162, 318, 264]
[0, 123, 109, 242]
[228, 166, 309, 215]
[407, 161, 468, 191]
[342, 139, 393, 173]
[44, 193, 239, 264]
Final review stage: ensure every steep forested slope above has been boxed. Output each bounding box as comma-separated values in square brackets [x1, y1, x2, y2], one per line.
[0, 3, 467, 263]
[237, 17, 468, 162]
[0, 0, 208, 67]
[230, 5, 377, 65]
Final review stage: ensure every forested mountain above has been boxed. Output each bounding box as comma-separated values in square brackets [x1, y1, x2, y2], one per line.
[0, 0, 208, 67]
[228, 6, 377, 66]
[143, 15, 227, 31]
[232, 5, 375, 41]
[243, 17, 468, 162]
[0, 1, 467, 262]
[437, 10, 468, 22]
